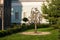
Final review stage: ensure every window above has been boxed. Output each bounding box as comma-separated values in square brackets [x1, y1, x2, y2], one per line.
[15, 12, 19, 20]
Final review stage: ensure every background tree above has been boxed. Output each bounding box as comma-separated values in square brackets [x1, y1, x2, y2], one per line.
[41, 0, 60, 29]
[23, 17, 28, 23]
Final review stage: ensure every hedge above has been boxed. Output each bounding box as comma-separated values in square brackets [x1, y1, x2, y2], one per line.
[0, 24, 50, 37]
[0, 24, 29, 37]
[0, 27, 21, 37]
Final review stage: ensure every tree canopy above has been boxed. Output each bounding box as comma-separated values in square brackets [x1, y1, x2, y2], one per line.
[41, 0, 60, 29]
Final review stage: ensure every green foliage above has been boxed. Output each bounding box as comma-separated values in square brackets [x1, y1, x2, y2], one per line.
[0, 24, 34, 37]
[23, 17, 28, 22]
[41, 3, 48, 14]
[37, 24, 50, 28]
[0, 26, 21, 37]
[21, 23, 50, 29]
[41, 0, 60, 29]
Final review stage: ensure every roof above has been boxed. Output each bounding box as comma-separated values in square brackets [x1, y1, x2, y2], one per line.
[12, 0, 46, 2]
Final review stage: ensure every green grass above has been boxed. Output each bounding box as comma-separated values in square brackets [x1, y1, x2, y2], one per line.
[24, 27, 53, 32]
[0, 28, 59, 40]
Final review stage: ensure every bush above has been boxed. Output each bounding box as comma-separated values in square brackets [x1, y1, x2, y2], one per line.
[11, 23, 21, 28]
[37, 24, 50, 28]
[0, 24, 31, 37]
[51, 24, 60, 29]
[21, 23, 50, 29]
[28, 24, 35, 29]
[21, 23, 28, 31]
[0, 30, 8, 37]
[0, 27, 21, 37]
[21, 23, 50, 30]
[23, 17, 28, 22]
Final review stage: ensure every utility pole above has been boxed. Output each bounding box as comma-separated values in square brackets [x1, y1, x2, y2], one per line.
[2, 6, 4, 31]
[1, 0, 4, 31]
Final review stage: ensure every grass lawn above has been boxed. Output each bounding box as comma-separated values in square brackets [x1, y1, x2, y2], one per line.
[0, 28, 59, 40]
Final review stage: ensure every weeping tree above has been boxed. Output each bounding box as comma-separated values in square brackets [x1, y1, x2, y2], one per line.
[41, 0, 60, 29]
[34, 9, 38, 33]
[31, 8, 41, 33]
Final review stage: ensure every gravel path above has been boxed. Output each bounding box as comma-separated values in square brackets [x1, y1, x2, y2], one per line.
[20, 32, 51, 35]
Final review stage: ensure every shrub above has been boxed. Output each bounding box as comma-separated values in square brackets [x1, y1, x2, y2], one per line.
[21, 24, 28, 31]
[0, 30, 8, 37]
[21, 23, 50, 30]
[0, 27, 21, 37]
[51, 24, 60, 29]
[28, 24, 35, 29]
[37, 24, 50, 28]
[23, 17, 28, 22]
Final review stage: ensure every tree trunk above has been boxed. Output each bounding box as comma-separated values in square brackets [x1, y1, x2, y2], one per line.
[34, 22, 37, 33]
[34, 13, 37, 33]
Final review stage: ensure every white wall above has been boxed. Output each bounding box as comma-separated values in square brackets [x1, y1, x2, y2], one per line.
[21, 2, 43, 17]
